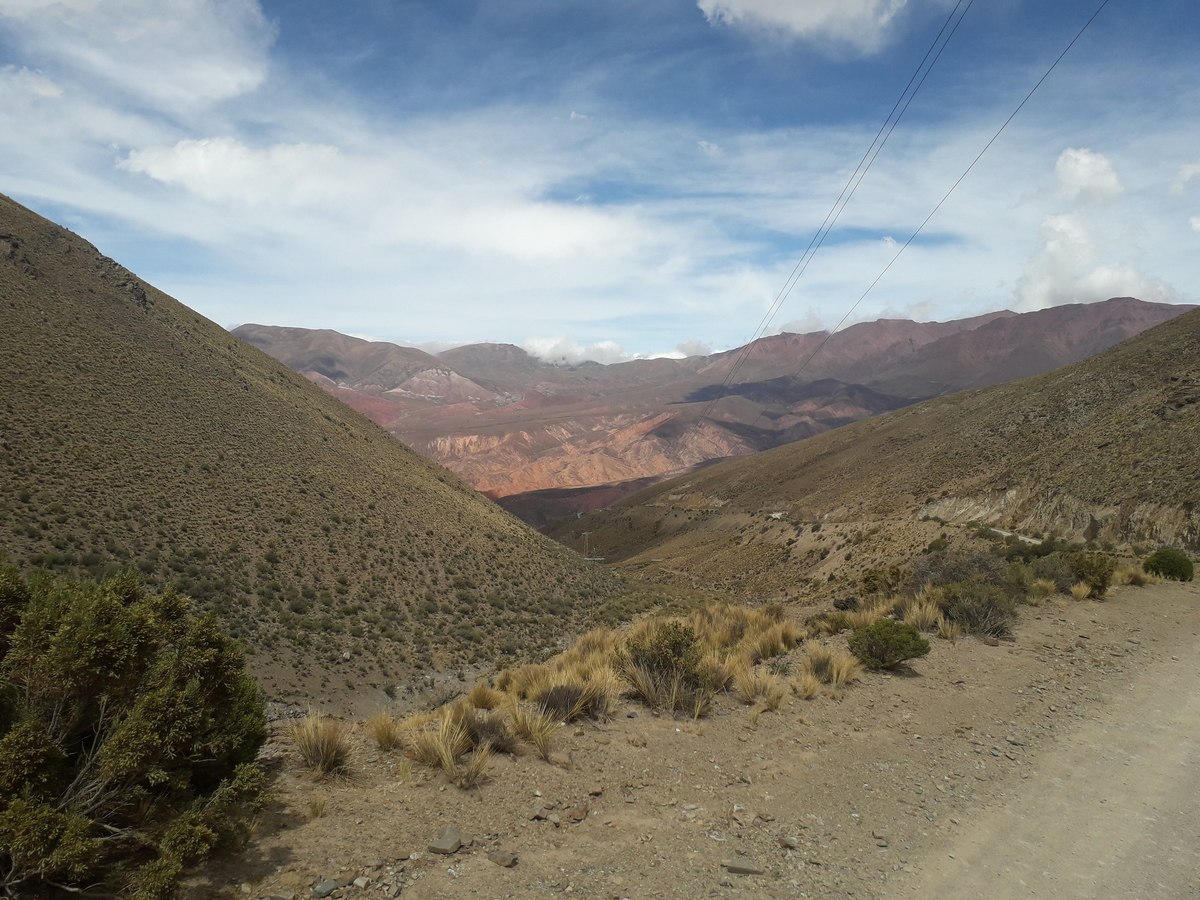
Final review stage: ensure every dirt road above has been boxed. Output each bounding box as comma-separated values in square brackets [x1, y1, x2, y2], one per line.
[896, 579, 1200, 899]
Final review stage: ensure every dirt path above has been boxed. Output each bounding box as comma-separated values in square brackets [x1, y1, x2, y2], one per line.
[895, 579, 1200, 899]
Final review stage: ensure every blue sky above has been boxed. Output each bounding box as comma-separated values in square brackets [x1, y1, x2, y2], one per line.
[2, 0, 1198, 361]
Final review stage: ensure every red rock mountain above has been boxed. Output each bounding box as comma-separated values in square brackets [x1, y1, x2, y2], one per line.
[233, 298, 1192, 525]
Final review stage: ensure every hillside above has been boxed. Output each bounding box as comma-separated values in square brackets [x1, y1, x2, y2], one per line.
[236, 299, 1191, 523]
[550, 309, 1200, 597]
[0, 194, 623, 712]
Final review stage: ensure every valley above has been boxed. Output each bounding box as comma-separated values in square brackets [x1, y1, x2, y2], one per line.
[237, 299, 1191, 524]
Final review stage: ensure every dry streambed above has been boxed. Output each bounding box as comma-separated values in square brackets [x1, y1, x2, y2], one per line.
[184, 580, 1199, 899]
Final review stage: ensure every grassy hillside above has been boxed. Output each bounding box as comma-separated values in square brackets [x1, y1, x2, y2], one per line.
[553, 308, 1200, 596]
[0, 194, 625, 711]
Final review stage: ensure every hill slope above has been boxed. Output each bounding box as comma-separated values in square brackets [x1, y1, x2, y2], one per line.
[550, 309, 1200, 596]
[0, 194, 621, 711]
[237, 299, 1191, 523]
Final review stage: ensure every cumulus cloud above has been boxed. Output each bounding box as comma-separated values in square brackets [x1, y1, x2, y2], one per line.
[0, 0, 274, 109]
[676, 339, 713, 357]
[1055, 148, 1122, 205]
[697, 0, 910, 52]
[523, 337, 634, 365]
[1015, 211, 1174, 311]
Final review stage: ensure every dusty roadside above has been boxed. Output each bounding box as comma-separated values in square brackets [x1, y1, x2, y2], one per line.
[187, 579, 1200, 899]
[894, 578, 1200, 899]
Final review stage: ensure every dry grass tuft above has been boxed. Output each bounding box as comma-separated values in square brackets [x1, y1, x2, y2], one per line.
[467, 682, 503, 710]
[802, 641, 862, 687]
[1031, 578, 1059, 599]
[841, 598, 895, 631]
[734, 668, 784, 708]
[1070, 581, 1092, 601]
[1113, 563, 1155, 587]
[366, 710, 403, 751]
[902, 598, 941, 632]
[509, 704, 561, 760]
[698, 651, 743, 692]
[410, 712, 471, 778]
[935, 615, 962, 642]
[792, 670, 822, 700]
[292, 714, 350, 775]
[455, 744, 493, 789]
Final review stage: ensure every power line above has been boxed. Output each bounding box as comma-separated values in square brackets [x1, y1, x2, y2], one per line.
[693, 0, 977, 427]
[783, 0, 1114, 385]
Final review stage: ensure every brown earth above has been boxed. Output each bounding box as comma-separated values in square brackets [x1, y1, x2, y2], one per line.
[184, 577, 1200, 899]
[0, 192, 624, 715]
[552, 308, 1200, 601]
[235, 299, 1191, 523]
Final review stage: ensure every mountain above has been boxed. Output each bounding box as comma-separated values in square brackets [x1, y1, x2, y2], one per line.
[236, 299, 1193, 524]
[0, 194, 622, 712]
[548, 308, 1200, 598]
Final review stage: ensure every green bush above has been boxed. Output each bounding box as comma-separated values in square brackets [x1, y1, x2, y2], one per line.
[0, 566, 266, 898]
[1143, 548, 1194, 582]
[938, 581, 1019, 638]
[1069, 552, 1116, 598]
[623, 621, 700, 679]
[848, 620, 930, 670]
[1030, 553, 1075, 593]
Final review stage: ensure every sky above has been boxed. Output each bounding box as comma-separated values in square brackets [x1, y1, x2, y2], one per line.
[2, 0, 1198, 363]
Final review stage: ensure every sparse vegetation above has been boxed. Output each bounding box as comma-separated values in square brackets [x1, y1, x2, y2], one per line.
[1143, 548, 1194, 582]
[848, 620, 931, 670]
[802, 640, 862, 687]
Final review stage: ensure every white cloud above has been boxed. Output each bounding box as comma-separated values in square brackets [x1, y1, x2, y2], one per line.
[0, 64, 62, 98]
[1191, 216, 1200, 233]
[1170, 162, 1200, 195]
[697, 140, 722, 156]
[1055, 148, 1122, 205]
[0, 0, 274, 109]
[120, 138, 341, 207]
[676, 339, 713, 357]
[698, 0, 911, 52]
[523, 336, 634, 365]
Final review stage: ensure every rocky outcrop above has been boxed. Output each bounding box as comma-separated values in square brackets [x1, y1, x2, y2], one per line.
[920, 488, 1199, 551]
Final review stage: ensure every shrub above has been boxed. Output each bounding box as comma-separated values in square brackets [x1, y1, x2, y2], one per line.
[848, 620, 931, 670]
[1069, 552, 1116, 598]
[1144, 549, 1194, 582]
[0, 567, 266, 898]
[938, 581, 1018, 638]
[1030, 554, 1075, 593]
[292, 714, 350, 773]
[622, 620, 700, 680]
[619, 620, 711, 715]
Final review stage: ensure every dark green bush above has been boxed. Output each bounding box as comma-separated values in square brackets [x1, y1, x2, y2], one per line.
[1143, 548, 1194, 582]
[1069, 552, 1116, 598]
[938, 581, 1019, 638]
[0, 566, 266, 898]
[861, 566, 905, 597]
[848, 620, 930, 670]
[623, 621, 701, 679]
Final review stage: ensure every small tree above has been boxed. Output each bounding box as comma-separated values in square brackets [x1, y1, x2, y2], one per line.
[848, 620, 931, 670]
[0, 566, 266, 898]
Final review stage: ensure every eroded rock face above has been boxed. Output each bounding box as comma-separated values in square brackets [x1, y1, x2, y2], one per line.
[920, 488, 1200, 551]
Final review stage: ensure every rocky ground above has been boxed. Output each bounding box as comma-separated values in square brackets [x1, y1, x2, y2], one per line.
[184, 578, 1200, 899]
